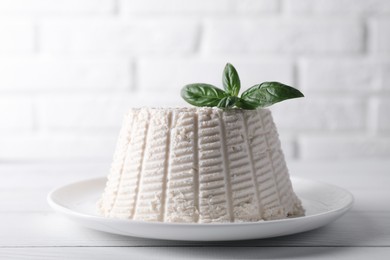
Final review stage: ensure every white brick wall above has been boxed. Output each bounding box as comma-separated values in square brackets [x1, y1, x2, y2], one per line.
[0, 0, 114, 15]
[204, 18, 363, 54]
[0, 97, 34, 131]
[0, 20, 34, 53]
[373, 98, 390, 132]
[300, 135, 390, 160]
[39, 95, 131, 130]
[120, 0, 279, 14]
[369, 18, 390, 53]
[299, 58, 385, 93]
[0, 0, 389, 162]
[284, 0, 390, 14]
[40, 19, 199, 54]
[120, 0, 231, 14]
[271, 98, 366, 131]
[0, 134, 118, 161]
[0, 57, 132, 90]
[234, 0, 279, 14]
[138, 58, 294, 92]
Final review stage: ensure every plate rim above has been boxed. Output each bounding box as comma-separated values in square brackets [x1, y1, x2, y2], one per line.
[47, 176, 354, 227]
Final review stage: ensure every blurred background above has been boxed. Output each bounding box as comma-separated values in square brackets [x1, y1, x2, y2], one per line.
[1, 0, 390, 164]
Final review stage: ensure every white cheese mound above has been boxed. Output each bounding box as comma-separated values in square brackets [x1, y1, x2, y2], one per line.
[98, 107, 304, 223]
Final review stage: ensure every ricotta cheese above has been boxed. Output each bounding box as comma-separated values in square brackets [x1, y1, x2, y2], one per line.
[98, 107, 304, 223]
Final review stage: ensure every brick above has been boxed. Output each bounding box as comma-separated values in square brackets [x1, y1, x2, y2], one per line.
[0, 57, 131, 90]
[120, 0, 278, 14]
[300, 135, 390, 160]
[371, 98, 390, 132]
[299, 58, 387, 93]
[39, 93, 185, 130]
[0, 97, 34, 131]
[285, 0, 390, 14]
[233, 0, 279, 13]
[0, 20, 34, 53]
[40, 95, 130, 130]
[41, 19, 199, 54]
[369, 18, 390, 53]
[138, 58, 293, 92]
[270, 97, 366, 131]
[204, 18, 363, 54]
[0, 0, 114, 14]
[383, 64, 390, 91]
[0, 134, 117, 160]
[120, 0, 230, 14]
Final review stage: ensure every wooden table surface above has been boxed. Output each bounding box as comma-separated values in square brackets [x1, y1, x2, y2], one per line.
[1, 161, 389, 259]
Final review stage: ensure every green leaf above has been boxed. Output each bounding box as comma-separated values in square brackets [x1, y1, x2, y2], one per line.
[235, 98, 259, 110]
[222, 63, 240, 96]
[240, 82, 304, 109]
[181, 83, 226, 107]
[217, 96, 238, 108]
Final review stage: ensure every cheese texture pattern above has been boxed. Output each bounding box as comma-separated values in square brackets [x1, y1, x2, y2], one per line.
[98, 107, 304, 223]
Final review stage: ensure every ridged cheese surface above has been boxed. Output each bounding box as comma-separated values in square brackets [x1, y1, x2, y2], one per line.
[98, 107, 304, 223]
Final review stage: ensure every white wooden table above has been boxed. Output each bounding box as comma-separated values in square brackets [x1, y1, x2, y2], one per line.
[1, 161, 389, 259]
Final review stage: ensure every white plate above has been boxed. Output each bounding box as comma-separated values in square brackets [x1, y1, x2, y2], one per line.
[47, 177, 353, 241]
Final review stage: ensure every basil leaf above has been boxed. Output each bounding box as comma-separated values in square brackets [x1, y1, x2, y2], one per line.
[240, 82, 304, 108]
[181, 83, 226, 107]
[235, 98, 259, 110]
[222, 63, 240, 96]
[217, 96, 238, 108]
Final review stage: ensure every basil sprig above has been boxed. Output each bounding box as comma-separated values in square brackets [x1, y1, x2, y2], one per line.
[240, 82, 304, 109]
[181, 63, 304, 109]
[180, 83, 226, 107]
[222, 63, 240, 96]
